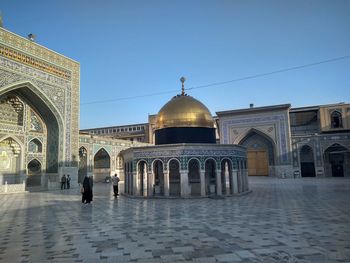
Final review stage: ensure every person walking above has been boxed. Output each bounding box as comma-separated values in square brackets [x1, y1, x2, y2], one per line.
[66, 174, 71, 189]
[61, 174, 67, 190]
[112, 174, 120, 196]
[82, 176, 92, 204]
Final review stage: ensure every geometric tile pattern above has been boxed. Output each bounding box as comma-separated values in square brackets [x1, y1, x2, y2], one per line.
[0, 177, 349, 262]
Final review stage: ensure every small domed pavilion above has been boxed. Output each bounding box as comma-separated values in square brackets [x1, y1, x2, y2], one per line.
[121, 78, 249, 197]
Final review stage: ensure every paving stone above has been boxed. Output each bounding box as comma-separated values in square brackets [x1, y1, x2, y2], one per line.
[0, 177, 349, 262]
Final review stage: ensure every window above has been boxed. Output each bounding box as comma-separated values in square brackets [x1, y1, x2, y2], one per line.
[133, 127, 136, 131]
[28, 139, 42, 153]
[331, 111, 343, 128]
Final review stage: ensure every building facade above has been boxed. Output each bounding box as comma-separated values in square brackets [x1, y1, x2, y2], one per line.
[80, 122, 149, 143]
[0, 27, 80, 192]
[217, 103, 350, 178]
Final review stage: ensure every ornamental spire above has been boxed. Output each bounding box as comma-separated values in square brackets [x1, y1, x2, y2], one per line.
[180, 76, 186, 95]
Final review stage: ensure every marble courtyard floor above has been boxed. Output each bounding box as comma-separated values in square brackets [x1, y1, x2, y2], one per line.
[0, 177, 349, 263]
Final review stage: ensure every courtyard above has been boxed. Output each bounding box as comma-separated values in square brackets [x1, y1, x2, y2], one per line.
[0, 177, 349, 263]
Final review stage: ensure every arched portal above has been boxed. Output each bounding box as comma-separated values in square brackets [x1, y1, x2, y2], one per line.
[138, 161, 148, 196]
[169, 159, 180, 196]
[93, 148, 110, 182]
[188, 159, 200, 196]
[300, 145, 315, 177]
[78, 147, 88, 183]
[153, 160, 164, 196]
[221, 159, 233, 195]
[205, 159, 217, 195]
[324, 144, 350, 177]
[239, 130, 275, 176]
[0, 137, 22, 184]
[0, 82, 62, 173]
[27, 159, 41, 186]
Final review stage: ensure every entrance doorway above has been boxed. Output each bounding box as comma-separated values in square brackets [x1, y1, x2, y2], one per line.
[247, 150, 269, 176]
[300, 145, 316, 177]
[324, 144, 349, 177]
[239, 130, 275, 176]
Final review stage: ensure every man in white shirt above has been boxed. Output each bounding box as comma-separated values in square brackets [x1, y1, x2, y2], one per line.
[112, 174, 120, 196]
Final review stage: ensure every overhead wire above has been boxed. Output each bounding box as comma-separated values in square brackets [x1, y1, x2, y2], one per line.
[81, 55, 350, 106]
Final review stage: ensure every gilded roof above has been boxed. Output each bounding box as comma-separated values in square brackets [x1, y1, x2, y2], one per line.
[156, 94, 214, 129]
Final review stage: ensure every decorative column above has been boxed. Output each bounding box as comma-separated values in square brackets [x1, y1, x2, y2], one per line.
[200, 169, 206, 197]
[232, 169, 238, 194]
[244, 169, 249, 191]
[164, 169, 169, 197]
[216, 169, 222, 196]
[180, 170, 189, 197]
[133, 171, 138, 196]
[224, 163, 230, 195]
[148, 167, 154, 197]
[143, 165, 148, 197]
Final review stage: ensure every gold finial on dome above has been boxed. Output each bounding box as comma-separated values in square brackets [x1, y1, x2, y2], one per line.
[180, 76, 186, 95]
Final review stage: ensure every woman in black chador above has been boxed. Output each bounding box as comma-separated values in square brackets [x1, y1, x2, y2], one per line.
[82, 176, 93, 204]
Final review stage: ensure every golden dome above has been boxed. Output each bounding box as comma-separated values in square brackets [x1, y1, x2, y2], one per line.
[156, 94, 214, 129]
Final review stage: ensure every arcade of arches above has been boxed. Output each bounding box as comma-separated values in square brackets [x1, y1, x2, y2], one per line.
[122, 144, 249, 198]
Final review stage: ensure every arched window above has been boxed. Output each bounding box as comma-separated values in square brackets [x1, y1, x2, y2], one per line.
[331, 111, 343, 128]
[28, 138, 42, 153]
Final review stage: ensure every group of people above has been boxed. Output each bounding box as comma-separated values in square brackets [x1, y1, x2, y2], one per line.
[60, 174, 71, 190]
[81, 174, 119, 203]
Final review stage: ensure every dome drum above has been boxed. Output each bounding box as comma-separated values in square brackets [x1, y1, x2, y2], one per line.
[155, 127, 216, 145]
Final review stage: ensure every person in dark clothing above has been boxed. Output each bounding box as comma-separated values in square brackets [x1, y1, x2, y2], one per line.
[82, 176, 92, 204]
[66, 174, 71, 189]
[61, 174, 66, 190]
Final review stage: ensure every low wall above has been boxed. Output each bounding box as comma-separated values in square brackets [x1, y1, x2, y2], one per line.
[0, 181, 26, 194]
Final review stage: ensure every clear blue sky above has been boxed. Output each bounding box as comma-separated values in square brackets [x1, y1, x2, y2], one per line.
[1, 0, 350, 129]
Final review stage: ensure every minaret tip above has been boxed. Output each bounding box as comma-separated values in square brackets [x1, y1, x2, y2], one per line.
[180, 76, 186, 95]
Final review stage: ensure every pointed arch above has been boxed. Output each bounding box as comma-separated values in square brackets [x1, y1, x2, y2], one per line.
[0, 81, 64, 172]
[28, 138, 43, 153]
[300, 145, 315, 177]
[330, 111, 343, 128]
[188, 158, 201, 196]
[168, 158, 180, 196]
[221, 158, 233, 195]
[0, 136, 23, 184]
[137, 160, 148, 196]
[238, 128, 275, 176]
[324, 143, 350, 177]
[78, 146, 88, 183]
[152, 159, 164, 196]
[94, 148, 110, 168]
[205, 158, 217, 195]
[27, 159, 42, 186]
